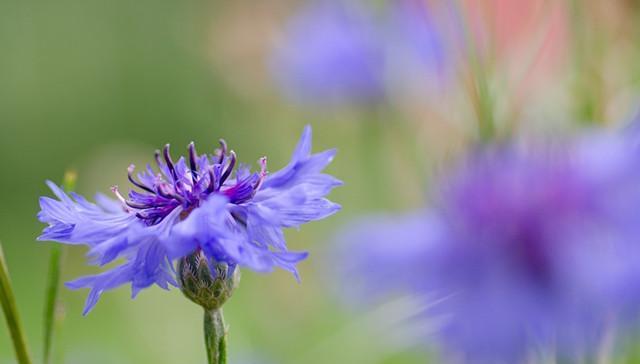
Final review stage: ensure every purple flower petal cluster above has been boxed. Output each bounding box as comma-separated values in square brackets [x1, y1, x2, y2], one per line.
[335, 133, 640, 363]
[270, 0, 448, 107]
[38, 126, 341, 314]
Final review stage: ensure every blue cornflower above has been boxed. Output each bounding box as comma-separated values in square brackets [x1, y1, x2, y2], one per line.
[38, 126, 341, 314]
[270, 0, 450, 108]
[335, 133, 640, 363]
[270, 1, 385, 107]
[384, 0, 448, 94]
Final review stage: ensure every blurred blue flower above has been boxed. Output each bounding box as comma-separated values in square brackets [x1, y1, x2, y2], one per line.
[270, 1, 384, 107]
[38, 126, 341, 314]
[335, 133, 640, 362]
[384, 0, 448, 93]
[271, 0, 450, 108]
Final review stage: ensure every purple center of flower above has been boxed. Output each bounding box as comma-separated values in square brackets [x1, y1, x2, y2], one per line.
[112, 140, 267, 226]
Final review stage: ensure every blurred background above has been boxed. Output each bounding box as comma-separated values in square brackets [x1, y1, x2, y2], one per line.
[2, 0, 640, 363]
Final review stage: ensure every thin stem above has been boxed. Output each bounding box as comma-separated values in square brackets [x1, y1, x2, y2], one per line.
[452, 0, 496, 141]
[473, 62, 496, 142]
[0, 241, 33, 364]
[43, 245, 62, 364]
[204, 308, 227, 364]
[359, 107, 388, 209]
[568, 0, 604, 125]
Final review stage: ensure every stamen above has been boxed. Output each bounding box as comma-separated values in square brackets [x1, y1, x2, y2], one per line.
[188, 142, 198, 185]
[127, 164, 155, 193]
[218, 139, 227, 164]
[206, 166, 217, 194]
[220, 150, 236, 185]
[254, 156, 268, 191]
[154, 173, 164, 184]
[259, 156, 267, 176]
[175, 180, 191, 203]
[162, 144, 178, 181]
[157, 183, 187, 205]
[110, 186, 130, 212]
[125, 200, 150, 209]
[154, 150, 163, 168]
[157, 183, 174, 199]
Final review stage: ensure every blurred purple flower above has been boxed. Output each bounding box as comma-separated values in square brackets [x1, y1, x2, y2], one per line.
[384, 0, 448, 93]
[38, 126, 341, 314]
[271, 0, 450, 108]
[335, 133, 640, 362]
[271, 1, 384, 107]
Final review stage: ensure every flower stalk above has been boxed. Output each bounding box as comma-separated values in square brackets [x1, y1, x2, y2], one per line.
[0, 241, 33, 364]
[451, 0, 496, 141]
[178, 251, 238, 364]
[43, 245, 62, 363]
[204, 309, 227, 364]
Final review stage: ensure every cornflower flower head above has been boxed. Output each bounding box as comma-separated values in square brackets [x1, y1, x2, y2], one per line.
[384, 0, 448, 94]
[38, 126, 341, 314]
[270, 0, 451, 109]
[270, 1, 384, 107]
[335, 133, 640, 363]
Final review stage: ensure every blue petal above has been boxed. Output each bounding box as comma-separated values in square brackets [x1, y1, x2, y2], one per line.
[246, 217, 286, 251]
[87, 235, 129, 266]
[218, 231, 307, 277]
[37, 181, 135, 246]
[66, 264, 136, 315]
[332, 212, 439, 303]
[262, 125, 315, 189]
[165, 194, 231, 260]
[271, 250, 309, 281]
[130, 239, 176, 298]
[63, 204, 181, 314]
[94, 193, 126, 213]
[253, 126, 341, 228]
[251, 188, 341, 228]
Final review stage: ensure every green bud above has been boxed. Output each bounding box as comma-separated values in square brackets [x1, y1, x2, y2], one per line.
[177, 251, 240, 310]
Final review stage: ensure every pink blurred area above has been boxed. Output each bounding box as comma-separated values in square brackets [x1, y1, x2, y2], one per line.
[462, 0, 570, 79]
[425, 0, 572, 128]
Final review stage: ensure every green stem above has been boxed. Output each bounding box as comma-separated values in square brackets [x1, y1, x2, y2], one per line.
[359, 108, 387, 209]
[204, 308, 227, 364]
[452, 0, 496, 141]
[43, 245, 62, 364]
[0, 242, 33, 364]
[568, 0, 604, 125]
[473, 60, 496, 142]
